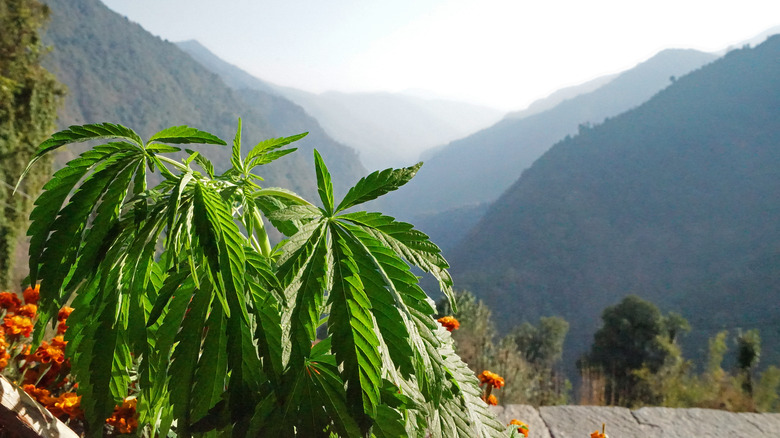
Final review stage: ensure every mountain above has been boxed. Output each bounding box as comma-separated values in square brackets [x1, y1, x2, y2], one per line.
[274, 89, 505, 170]
[40, 0, 365, 202]
[446, 36, 780, 373]
[174, 41, 504, 171]
[503, 74, 618, 120]
[383, 49, 719, 229]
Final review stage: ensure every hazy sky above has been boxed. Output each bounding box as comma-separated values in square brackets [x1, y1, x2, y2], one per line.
[102, 0, 780, 110]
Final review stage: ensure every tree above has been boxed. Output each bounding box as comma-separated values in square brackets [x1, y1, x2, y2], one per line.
[18, 122, 508, 437]
[438, 292, 570, 406]
[582, 295, 680, 406]
[736, 329, 761, 396]
[0, 0, 64, 288]
[437, 290, 497, 373]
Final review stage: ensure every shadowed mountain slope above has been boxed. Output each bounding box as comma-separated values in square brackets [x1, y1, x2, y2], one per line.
[447, 36, 780, 371]
[385, 49, 718, 224]
[41, 0, 365, 200]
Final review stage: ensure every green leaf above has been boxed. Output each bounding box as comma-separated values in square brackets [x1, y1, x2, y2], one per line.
[327, 225, 382, 431]
[192, 182, 248, 319]
[17, 123, 143, 188]
[191, 306, 228, 422]
[185, 148, 216, 178]
[231, 118, 244, 172]
[339, 211, 456, 312]
[313, 149, 334, 215]
[276, 223, 328, 366]
[308, 360, 363, 437]
[147, 125, 226, 145]
[169, 281, 213, 436]
[245, 132, 307, 169]
[26, 144, 138, 286]
[335, 162, 422, 213]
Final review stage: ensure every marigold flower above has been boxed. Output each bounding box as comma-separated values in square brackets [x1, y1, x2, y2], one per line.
[0, 349, 10, 369]
[31, 340, 66, 364]
[56, 322, 68, 335]
[437, 316, 460, 332]
[23, 384, 55, 406]
[0, 292, 21, 311]
[4, 315, 34, 337]
[16, 303, 37, 318]
[23, 285, 40, 305]
[486, 394, 498, 405]
[106, 398, 139, 434]
[478, 370, 505, 389]
[509, 419, 529, 437]
[53, 392, 82, 419]
[57, 306, 74, 322]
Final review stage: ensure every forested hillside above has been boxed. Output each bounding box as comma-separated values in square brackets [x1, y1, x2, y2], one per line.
[447, 36, 780, 372]
[40, 0, 365, 200]
[384, 49, 717, 227]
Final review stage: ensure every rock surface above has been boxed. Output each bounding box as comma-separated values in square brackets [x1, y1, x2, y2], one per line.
[491, 405, 780, 437]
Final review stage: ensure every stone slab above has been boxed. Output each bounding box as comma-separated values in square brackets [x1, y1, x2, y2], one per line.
[539, 405, 656, 438]
[633, 406, 780, 438]
[490, 404, 551, 438]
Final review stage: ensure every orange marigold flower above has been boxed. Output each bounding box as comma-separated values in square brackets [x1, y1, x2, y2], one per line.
[591, 432, 606, 438]
[53, 392, 82, 419]
[4, 315, 34, 337]
[478, 370, 505, 389]
[23, 384, 55, 406]
[486, 394, 498, 405]
[437, 316, 460, 332]
[0, 292, 21, 312]
[106, 398, 139, 434]
[56, 322, 68, 335]
[0, 349, 10, 369]
[509, 419, 529, 437]
[32, 340, 66, 364]
[16, 303, 37, 318]
[23, 285, 40, 305]
[57, 306, 74, 322]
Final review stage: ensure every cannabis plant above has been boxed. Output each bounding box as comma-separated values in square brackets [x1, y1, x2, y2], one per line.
[17, 121, 507, 437]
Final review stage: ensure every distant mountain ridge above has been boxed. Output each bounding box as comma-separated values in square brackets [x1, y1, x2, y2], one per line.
[175, 40, 505, 171]
[447, 35, 780, 372]
[41, 0, 365, 204]
[383, 48, 719, 228]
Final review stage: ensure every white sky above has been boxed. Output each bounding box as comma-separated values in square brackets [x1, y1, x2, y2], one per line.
[101, 0, 780, 111]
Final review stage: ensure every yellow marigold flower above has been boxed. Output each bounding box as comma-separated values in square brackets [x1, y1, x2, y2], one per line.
[106, 398, 139, 434]
[478, 370, 505, 389]
[437, 315, 460, 332]
[4, 315, 34, 337]
[0, 292, 21, 311]
[509, 419, 530, 437]
[53, 392, 82, 419]
[23, 285, 40, 305]
[16, 303, 37, 318]
[486, 394, 498, 405]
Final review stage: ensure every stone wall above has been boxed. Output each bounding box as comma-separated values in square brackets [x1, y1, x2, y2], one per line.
[491, 405, 780, 437]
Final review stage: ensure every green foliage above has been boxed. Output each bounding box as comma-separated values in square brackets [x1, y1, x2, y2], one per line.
[20, 122, 508, 437]
[583, 305, 780, 413]
[0, 0, 64, 288]
[582, 295, 680, 406]
[438, 291, 570, 406]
